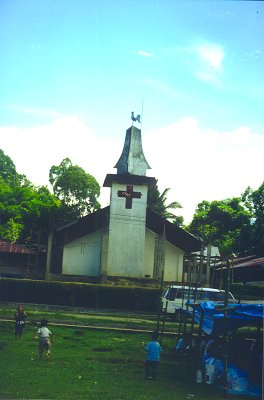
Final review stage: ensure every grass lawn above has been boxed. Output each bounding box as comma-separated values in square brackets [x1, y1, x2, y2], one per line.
[0, 320, 246, 400]
[0, 304, 259, 340]
[0, 304, 178, 332]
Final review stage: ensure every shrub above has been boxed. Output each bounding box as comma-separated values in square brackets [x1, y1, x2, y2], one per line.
[230, 283, 264, 300]
[0, 278, 161, 311]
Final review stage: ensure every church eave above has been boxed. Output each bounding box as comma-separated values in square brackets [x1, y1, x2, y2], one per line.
[103, 173, 156, 188]
[55, 206, 110, 245]
[146, 210, 202, 253]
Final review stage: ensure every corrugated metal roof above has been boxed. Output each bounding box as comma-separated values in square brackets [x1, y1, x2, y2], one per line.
[215, 257, 264, 271]
[0, 240, 35, 254]
[232, 257, 264, 269]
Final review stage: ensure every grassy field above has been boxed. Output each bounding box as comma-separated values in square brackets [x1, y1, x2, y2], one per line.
[0, 318, 247, 400]
[0, 304, 178, 333]
[0, 303, 260, 340]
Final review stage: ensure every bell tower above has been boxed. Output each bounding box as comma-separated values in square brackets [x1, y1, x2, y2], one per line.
[103, 120, 156, 278]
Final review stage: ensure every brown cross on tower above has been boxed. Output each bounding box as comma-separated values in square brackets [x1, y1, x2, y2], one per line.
[117, 185, 142, 209]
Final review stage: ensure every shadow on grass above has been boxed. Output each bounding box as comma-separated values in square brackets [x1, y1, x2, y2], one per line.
[62, 336, 84, 342]
[91, 347, 113, 352]
[0, 341, 6, 350]
[86, 356, 142, 365]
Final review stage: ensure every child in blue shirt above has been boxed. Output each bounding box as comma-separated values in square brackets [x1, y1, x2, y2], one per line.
[143, 331, 162, 380]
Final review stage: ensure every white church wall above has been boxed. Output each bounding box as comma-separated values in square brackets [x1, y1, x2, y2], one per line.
[107, 182, 148, 277]
[144, 229, 155, 277]
[62, 230, 103, 276]
[163, 242, 183, 282]
[144, 229, 183, 281]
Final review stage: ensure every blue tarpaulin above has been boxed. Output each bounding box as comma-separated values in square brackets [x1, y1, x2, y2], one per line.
[183, 302, 263, 335]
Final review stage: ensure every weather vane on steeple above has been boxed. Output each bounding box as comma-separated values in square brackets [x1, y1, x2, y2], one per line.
[131, 112, 141, 125]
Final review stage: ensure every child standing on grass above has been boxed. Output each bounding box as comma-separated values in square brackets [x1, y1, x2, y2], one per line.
[14, 304, 27, 340]
[36, 319, 53, 360]
[143, 331, 162, 380]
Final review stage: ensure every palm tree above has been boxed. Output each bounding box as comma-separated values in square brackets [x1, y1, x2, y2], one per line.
[147, 184, 183, 223]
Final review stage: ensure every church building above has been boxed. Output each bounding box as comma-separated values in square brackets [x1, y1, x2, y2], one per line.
[46, 119, 201, 283]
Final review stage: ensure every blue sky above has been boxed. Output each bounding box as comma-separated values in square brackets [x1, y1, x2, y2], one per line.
[1, 0, 264, 222]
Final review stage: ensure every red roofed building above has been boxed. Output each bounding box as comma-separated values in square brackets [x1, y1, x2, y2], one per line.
[0, 240, 35, 278]
[213, 255, 264, 286]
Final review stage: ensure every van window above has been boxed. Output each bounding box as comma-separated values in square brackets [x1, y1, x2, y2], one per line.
[177, 289, 194, 299]
[163, 287, 234, 303]
[215, 292, 226, 301]
[166, 288, 178, 301]
[196, 291, 232, 302]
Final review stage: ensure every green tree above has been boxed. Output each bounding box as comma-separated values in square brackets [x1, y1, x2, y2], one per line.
[241, 182, 264, 256]
[0, 177, 60, 245]
[0, 149, 17, 184]
[147, 183, 183, 224]
[0, 217, 24, 243]
[0, 149, 60, 244]
[49, 158, 100, 221]
[188, 197, 252, 257]
[19, 185, 61, 244]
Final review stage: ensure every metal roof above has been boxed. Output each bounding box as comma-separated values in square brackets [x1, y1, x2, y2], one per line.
[0, 240, 35, 254]
[214, 257, 264, 271]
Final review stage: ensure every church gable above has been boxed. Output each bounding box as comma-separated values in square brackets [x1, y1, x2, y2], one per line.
[58, 206, 109, 244]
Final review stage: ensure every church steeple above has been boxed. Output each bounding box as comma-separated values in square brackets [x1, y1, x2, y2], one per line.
[102, 117, 156, 279]
[114, 125, 151, 176]
[103, 121, 156, 189]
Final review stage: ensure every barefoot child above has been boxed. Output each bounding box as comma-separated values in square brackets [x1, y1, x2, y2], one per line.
[14, 305, 27, 339]
[36, 319, 53, 360]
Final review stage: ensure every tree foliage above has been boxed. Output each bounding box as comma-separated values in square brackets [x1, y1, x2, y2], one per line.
[0, 149, 18, 184]
[147, 183, 183, 225]
[188, 182, 264, 257]
[241, 182, 264, 256]
[49, 158, 100, 221]
[0, 149, 60, 244]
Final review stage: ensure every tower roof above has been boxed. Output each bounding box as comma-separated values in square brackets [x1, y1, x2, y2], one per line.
[114, 125, 151, 176]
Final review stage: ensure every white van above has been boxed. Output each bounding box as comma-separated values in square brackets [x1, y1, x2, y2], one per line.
[161, 285, 235, 315]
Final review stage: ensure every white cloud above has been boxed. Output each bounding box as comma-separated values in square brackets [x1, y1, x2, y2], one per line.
[144, 118, 264, 222]
[196, 44, 224, 72]
[135, 50, 154, 57]
[0, 116, 119, 200]
[194, 43, 225, 86]
[1, 104, 62, 118]
[1, 116, 263, 224]
[174, 42, 225, 87]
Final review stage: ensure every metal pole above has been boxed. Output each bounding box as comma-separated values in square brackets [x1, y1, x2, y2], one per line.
[206, 243, 211, 286]
[224, 259, 231, 397]
[224, 260, 231, 308]
[156, 261, 165, 332]
[160, 300, 168, 345]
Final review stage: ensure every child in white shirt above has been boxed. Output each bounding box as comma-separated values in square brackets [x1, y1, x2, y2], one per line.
[36, 319, 53, 360]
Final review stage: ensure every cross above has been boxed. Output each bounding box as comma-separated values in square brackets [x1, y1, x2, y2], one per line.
[117, 185, 142, 209]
